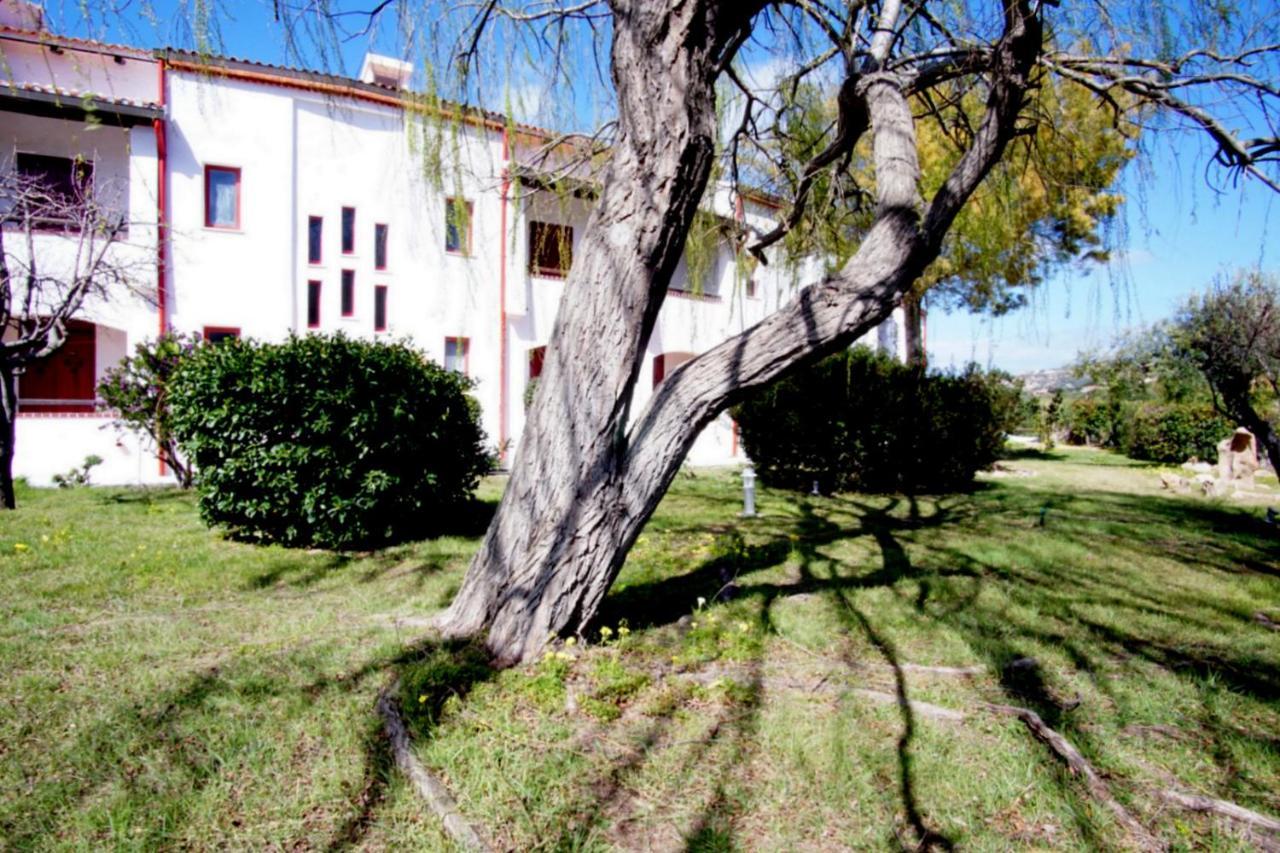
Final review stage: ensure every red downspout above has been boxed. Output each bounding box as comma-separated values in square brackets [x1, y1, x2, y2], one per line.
[154, 58, 169, 477]
[155, 58, 168, 336]
[498, 128, 510, 463]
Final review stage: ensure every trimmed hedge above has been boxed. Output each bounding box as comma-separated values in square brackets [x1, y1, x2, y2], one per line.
[732, 347, 1021, 493]
[169, 334, 488, 549]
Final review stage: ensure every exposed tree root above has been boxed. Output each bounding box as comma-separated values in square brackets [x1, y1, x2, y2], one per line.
[983, 703, 1165, 851]
[1156, 788, 1280, 848]
[376, 681, 492, 852]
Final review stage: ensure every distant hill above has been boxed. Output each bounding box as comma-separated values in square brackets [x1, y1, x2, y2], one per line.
[1018, 367, 1092, 396]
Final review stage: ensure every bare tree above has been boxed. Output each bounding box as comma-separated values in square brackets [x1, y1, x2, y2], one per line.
[0, 165, 154, 509]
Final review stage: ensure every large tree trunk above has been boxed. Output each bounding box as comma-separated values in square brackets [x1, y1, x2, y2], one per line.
[440, 0, 1042, 664]
[0, 366, 18, 510]
[903, 296, 926, 368]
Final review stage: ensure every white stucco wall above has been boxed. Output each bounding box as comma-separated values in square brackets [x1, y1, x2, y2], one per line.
[7, 35, 910, 485]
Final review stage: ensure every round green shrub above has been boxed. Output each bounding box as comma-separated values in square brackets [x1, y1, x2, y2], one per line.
[1121, 402, 1231, 463]
[169, 334, 488, 549]
[732, 347, 1022, 494]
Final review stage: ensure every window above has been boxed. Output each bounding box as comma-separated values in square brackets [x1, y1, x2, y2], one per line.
[374, 285, 388, 332]
[203, 326, 240, 344]
[374, 223, 388, 270]
[341, 270, 355, 317]
[204, 166, 241, 229]
[307, 280, 322, 328]
[746, 278, 759, 299]
[528, 221, 572, 278]
[528, 346, 546, 379]
[308, 216, 323, 264]
[444, 337, 469, 375]
[445, 198, 473, 255]
[17, 319, 95, 412]
[15, 153, 93, 227]
[341, 207, 355, 254]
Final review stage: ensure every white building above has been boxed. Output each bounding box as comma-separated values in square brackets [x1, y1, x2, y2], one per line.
[1, 8, 905, 486]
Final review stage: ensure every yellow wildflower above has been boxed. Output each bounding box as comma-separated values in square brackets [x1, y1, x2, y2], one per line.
[599, 626, 614, 639]
[13, 543, 28, 552]
[737, 621, 750, 633]
[418, 695, 428, 704]
[564, 636, 576, 647]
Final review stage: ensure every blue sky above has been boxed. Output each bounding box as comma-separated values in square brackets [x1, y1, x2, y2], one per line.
[52, 0, 1277, 375]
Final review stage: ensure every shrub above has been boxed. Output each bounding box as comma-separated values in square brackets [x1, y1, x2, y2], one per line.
[1121, 402, 1232, 463]
[99, 331, 201, 487]
[1064, 395, 1115, 446]
[732, 346, 1021, 493]
[169, 334, 488, 549]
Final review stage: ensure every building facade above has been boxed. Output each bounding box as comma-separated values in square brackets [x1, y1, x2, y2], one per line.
[2, 10, 905, 486]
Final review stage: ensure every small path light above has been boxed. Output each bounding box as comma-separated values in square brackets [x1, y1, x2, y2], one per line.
[741, 465, 757, 517]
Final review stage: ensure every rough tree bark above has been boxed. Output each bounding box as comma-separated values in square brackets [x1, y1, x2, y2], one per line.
[440, 0, 1044, 664]
[0, 367, 17, 509]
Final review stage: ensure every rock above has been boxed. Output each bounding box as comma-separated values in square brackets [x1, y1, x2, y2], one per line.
[1218, 428, 1261, 487]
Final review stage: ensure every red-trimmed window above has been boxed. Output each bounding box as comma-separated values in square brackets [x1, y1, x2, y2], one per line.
[308, 216, 323, 264]
[528, 346, 546, 379]
[307, 280, 322, 329]
[204, 166, 241, 229]
[444, 337, 469, 375]
[374, 285, 388, 332]
[203, 326, 240, 344]
[17, 319, 95, 413]
[528, 221, 572, 278]
[374, 223, 388, 270]
[445, 198, 473, 255]
[341, 206, 356, 254]
[341, 270, 355, 317]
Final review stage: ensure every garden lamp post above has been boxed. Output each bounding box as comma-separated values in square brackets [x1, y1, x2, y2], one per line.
[741, 465, 757, 518]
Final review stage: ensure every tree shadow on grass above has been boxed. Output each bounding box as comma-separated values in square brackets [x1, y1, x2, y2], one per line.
[595, 477, 1280, 847]
[240, 497, 497, 591]
[4, 633, 496, 851]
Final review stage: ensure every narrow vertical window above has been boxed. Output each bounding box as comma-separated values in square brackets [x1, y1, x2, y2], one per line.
[307, 280, 322, 328]
[444, 337, 469, 375]
[374, 223, 388, 270]
[746, 278, 758, 298]
[341, 269, 355, 317]
[445, 198, 473, 255]
[204, 166, 241, 229]
[528, 221, 572, 277]
[341, 206, 355, 254]
[308, 216, 323, 264]
[374, 285, 388, 332]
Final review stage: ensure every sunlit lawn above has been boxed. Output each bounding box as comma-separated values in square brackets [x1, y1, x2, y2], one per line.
[2, 448, 1278, 850]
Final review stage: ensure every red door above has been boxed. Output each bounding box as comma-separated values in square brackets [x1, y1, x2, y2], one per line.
[18, 320, 97, 413]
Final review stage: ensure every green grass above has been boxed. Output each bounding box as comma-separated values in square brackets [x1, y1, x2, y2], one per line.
[2, 449, 1278, 850]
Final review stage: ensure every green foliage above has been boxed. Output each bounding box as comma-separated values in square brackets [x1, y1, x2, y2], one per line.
[98, 331, 201, 488]
[732, 347, 1022, 493]
[1038, 389, 1065, 449]
[1121, 403, 1231, 463]
[51, 455, 103, 488]
[1168, 270, 1280, 470]
[1063, 395, 1116, 446]
[775, 75, 1132, 312]
[168, 334, 488, 549]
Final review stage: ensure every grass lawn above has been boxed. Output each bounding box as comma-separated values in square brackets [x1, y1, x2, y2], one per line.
[2, 448, 1278, 850]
